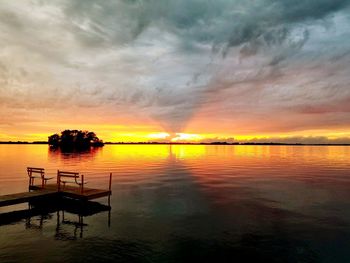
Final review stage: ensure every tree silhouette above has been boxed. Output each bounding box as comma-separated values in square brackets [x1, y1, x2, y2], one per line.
[48, 130, 104, 150]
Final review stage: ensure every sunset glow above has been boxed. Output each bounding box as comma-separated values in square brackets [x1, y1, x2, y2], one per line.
[2, 1, 350, 260]
[0, 1, 350, 144]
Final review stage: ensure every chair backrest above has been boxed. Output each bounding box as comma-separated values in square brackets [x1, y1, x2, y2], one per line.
[57, 170, 85, 192]
[57, 170, 79, 178]
[57, 170, 80, 185]
[27, 167, 45, 178]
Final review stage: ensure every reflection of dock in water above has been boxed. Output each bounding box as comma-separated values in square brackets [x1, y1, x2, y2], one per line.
[1, 197, 111, 239]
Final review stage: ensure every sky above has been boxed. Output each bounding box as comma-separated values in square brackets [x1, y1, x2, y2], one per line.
[0, 0, 350, 143]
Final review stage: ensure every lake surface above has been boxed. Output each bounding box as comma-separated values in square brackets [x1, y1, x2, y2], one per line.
[0, 144, 350, 262]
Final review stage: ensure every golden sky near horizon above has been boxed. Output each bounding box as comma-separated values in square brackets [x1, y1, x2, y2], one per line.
[1, 1, 350, 143]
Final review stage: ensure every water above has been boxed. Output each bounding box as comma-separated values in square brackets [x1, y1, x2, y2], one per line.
[0, 144, 350, 262]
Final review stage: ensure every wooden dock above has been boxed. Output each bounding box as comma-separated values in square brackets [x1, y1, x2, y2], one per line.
[0, 170, 112, 209]
[0, 189, 57, 207]
[0, 185, 111, 208]
[31, 184, 111, 201]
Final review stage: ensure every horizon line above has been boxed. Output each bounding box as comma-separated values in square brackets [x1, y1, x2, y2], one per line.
[1, 141, 350, 146]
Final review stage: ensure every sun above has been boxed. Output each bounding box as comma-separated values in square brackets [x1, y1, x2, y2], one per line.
[171, 133, 202, 142]
[147, 133, 171, 139]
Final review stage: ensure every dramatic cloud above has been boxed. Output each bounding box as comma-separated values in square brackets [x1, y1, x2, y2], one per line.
[0, 0, 350, 141]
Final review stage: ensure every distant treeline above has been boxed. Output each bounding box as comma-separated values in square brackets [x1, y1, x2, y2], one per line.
[1, 141, 349, 146]
[104, 142, 350, 146]
[0, 141, 47, 144]
[104, 142, 240, 145]
[48, 130, 104, 149]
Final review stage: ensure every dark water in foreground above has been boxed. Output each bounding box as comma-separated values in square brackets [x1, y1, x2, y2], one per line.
[0, 145, 350, 262]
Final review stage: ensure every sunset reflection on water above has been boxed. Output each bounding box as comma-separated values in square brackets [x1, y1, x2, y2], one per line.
[0, 144, 350, 262]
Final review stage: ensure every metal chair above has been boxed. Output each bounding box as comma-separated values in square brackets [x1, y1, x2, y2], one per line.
[27, 167, 54, 188]
[57, 170, 88, 193]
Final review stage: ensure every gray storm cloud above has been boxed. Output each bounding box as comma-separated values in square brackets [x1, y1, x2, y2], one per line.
[0, 0, 350, 137]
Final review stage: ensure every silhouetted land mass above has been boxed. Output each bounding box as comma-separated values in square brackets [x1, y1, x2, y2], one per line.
[48, 130, 104, 150]
[0, 141, 47, 144]
[0, 141, 30, 144]
[32, 141, 48, 144]
[1, 141, 349, 146]
[104, 142, 350, 146]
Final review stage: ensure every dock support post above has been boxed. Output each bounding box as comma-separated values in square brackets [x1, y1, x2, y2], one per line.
[81, 175, 84, 194]
[41, 169, 45, 189]
[108, 173, 112, 207]
[108, 173, 112, 227]
[28, 178, 32, 191]
[57, 170, 60, 192]
[28, 169, 33, 191]
[109, 173, 112, 192]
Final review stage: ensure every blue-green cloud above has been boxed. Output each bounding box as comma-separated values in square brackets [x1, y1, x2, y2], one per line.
[0, 0, 350, 137]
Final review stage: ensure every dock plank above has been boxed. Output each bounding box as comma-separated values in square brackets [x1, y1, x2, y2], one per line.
[0, 190, 58, 207]
[37, 184, 111, 200]
[0, 184, 111, 208]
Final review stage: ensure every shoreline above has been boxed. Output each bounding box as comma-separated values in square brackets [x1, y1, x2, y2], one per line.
[0, 141, 350, 146]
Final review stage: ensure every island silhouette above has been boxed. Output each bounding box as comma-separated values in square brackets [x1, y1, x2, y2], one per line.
[48, 130, 104, 150]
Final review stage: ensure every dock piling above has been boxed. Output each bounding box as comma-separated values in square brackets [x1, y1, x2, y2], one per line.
[108, 173, 112, 206]
[81, 174, 84, 194]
